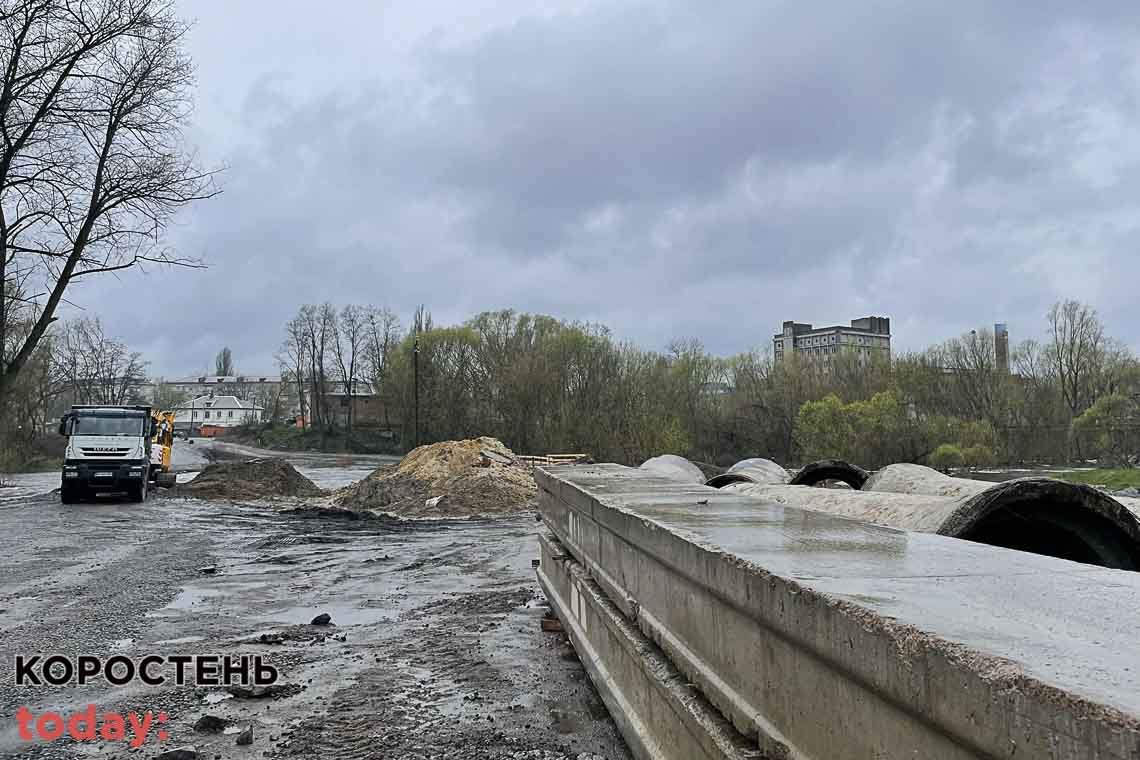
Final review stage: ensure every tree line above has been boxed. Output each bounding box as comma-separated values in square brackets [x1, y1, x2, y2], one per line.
[275, 299, 1140, 469]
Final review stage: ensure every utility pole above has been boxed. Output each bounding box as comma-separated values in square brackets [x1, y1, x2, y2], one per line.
[413, 338, 420, 448]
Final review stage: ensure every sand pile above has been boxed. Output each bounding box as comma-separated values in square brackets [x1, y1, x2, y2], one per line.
[180, 458, 322, 501]
[336, 437, 537, 517]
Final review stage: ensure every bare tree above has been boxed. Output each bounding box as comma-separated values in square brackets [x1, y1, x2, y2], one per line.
[296, 303, 336, 433]
[51, 316, 146, 405]
[1047, 300, 1107, 419]
[278, 314, 308, 428]
[333, 304, 368, 437]
[364, 305, 401, 429]
[937, 328, 1011, 429]
[0, 0, 220, 407]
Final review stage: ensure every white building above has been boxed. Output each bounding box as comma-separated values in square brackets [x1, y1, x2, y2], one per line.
[155, 374, 282, 399]
[174, 394, 263, 429]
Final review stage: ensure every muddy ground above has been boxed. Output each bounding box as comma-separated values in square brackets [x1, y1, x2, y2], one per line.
[0, 451, 630, 760]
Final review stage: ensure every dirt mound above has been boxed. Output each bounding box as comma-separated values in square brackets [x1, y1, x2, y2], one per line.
[336, 437, 536, 517]
[180, 458, 322, 501]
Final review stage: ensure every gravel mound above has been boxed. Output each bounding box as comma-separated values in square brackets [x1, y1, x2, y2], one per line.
[336, 437, 536, 517]
[180, 458, 322, 501]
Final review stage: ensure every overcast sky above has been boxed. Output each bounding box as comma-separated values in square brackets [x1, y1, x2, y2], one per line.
[70, 0, 1140, 376]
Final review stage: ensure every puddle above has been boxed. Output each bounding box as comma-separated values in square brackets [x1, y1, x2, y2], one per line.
[275, 602, 394, 627]
[154, 635, 205, 645]
[202, 692, 233, 705]
[166, 586, 227, 610]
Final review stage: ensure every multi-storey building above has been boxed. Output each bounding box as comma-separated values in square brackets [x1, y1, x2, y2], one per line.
[773, 316, 891, 364]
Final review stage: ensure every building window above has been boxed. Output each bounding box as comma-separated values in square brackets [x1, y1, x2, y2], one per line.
[228, 411, 234, 419]
[203, 411, 210, 419]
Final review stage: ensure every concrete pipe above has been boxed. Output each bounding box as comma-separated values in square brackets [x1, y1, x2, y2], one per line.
[863, 463, 993, 499]
[788, 459, 869, 490]
[767, 462, 1140, 570]
[864, 464, 1140, 526]
[639, 454, 706, 484]
[1116, 495, 1140, 522]
[727, 483, 967, 533]
[705, 457, 790, 488]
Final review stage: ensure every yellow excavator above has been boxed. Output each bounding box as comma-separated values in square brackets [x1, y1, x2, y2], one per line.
[150, 410, 178, 488]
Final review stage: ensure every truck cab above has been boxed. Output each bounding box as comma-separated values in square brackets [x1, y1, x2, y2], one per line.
[58, 405, 156, 504]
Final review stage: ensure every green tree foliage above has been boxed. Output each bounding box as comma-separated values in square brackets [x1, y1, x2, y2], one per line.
[961, 445, 996, 470]
[1071, 393, 1140, 467]
[929, 444, 965, 471]
[796, 390, 958, 468]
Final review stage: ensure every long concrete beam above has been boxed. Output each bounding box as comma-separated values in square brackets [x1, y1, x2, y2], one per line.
[537, 463, 1140, 760]
[537, 532, 762, 760]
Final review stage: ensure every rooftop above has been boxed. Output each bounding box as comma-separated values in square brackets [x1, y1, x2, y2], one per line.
[161, 375, 281, 385]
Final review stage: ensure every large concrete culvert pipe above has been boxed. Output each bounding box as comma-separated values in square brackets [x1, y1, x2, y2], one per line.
[639, 454, 706, 484]
[704, 457, 790, 488]
[729, 480, 1140, 570]
[853, 463, 1140, 570]
[788, 459, 869, 490]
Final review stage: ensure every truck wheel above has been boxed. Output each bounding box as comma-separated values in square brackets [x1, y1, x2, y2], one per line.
[129, 479, 148, 503]
[60, 484, 79, 504]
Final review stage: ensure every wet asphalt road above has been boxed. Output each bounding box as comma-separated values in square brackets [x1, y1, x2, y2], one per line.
[0, 465, 631, 760]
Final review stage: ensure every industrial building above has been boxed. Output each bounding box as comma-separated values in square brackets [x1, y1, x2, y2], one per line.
[773, 316, 891, 363]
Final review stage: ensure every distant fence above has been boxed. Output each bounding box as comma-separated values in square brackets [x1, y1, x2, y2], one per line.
[517, 453, 590, 469]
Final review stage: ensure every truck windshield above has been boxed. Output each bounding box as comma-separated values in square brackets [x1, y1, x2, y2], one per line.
[72, 416, 145, 437]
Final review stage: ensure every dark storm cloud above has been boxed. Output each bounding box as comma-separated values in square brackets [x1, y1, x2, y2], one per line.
[77, 0, 1140, 372]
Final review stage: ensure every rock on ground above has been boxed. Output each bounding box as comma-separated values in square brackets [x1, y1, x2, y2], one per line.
[178, 458, 322, 501]
[336, 437, 537, 517]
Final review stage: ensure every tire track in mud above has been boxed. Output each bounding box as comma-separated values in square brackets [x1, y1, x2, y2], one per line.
[276, 585, 622, 760]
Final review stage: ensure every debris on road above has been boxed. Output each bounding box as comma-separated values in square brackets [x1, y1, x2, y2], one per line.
[179, 458, 322, 501]
[310, 612, 332, 625]
[154, 747, 198, 760]
[336, 437, 537, 517]
[227, 683, 302, 699]
[193, 714, 228, 733]
[236, 725, 254, 746]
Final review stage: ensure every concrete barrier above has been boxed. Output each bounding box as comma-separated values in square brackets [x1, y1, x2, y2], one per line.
[537, 463, 1140, 760]
[537, 532, 762, 760]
